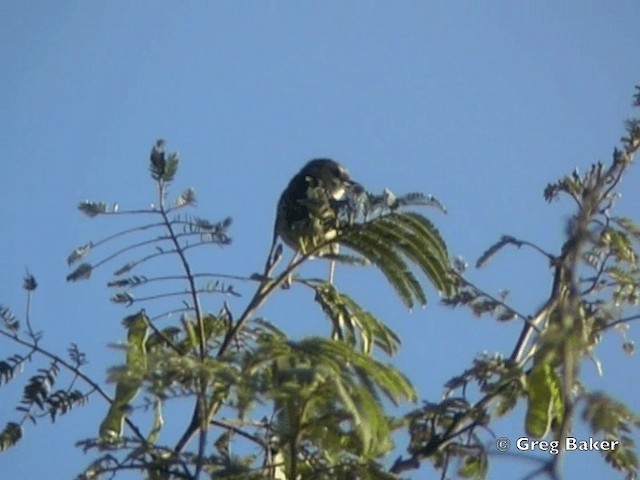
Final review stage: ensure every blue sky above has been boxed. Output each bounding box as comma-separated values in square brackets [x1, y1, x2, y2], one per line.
[1, 2, 639, 479]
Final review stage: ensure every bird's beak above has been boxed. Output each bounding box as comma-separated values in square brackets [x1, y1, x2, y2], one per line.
[332, 180, 363, 200]
[331, 181, 364, 201]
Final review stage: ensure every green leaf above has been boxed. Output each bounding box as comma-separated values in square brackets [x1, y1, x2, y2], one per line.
[608, 229, 637, 265]
[99, 310, 149, 441]
[525, 362, 563, 438]
[458, 453, 488, 479]
[311, 281, 401, 355]
[613, 216, 640, 240]
[178, 314, 223, 353]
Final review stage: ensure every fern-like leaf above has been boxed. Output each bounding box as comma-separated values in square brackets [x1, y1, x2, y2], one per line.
[583, 392, 640, 479]
[0, 422, 22, 452]
[107, 275, 149, 288]
[311, 281, 401, 355]
[78, 201, 109, 218]
[0, 355, 26, 386]
[68, 343, 88, 367]
[66, 263, 93, 282]
[341, 226, 420, 308]
[339, 210, 455, 307]
[0, 305, 20, 333]
[247, 337, 415, 464]
[175, 187, 196, 207]
[149, 139, 179, 183]
[67, 243, 93, 266]
[395, 192, 448, 214]
[46, 389, 87, 422]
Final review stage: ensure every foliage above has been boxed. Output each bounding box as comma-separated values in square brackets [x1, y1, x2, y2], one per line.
[1, 86, 640, 480]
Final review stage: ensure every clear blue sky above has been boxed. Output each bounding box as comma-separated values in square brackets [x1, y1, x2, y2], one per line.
[1, 2, 639, 479]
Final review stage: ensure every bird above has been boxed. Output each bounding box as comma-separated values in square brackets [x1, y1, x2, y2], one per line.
[272, 158, 359, 283]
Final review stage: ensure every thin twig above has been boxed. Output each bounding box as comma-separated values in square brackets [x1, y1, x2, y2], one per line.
[157, 179, 207, 480]
[455, 272, 540, 334]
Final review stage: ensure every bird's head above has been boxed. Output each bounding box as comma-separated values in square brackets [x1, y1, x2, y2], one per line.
[301, 158, 359, 200]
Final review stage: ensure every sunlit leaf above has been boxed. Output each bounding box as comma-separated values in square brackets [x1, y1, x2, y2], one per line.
[525, 362, 563, 438]
[99, 311, 149, 440]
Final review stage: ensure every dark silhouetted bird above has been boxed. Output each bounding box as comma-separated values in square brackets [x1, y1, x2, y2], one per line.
[273, 158, 359, 282]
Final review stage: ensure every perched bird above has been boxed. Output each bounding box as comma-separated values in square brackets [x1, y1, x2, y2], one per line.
[273, 158, 358, 282]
